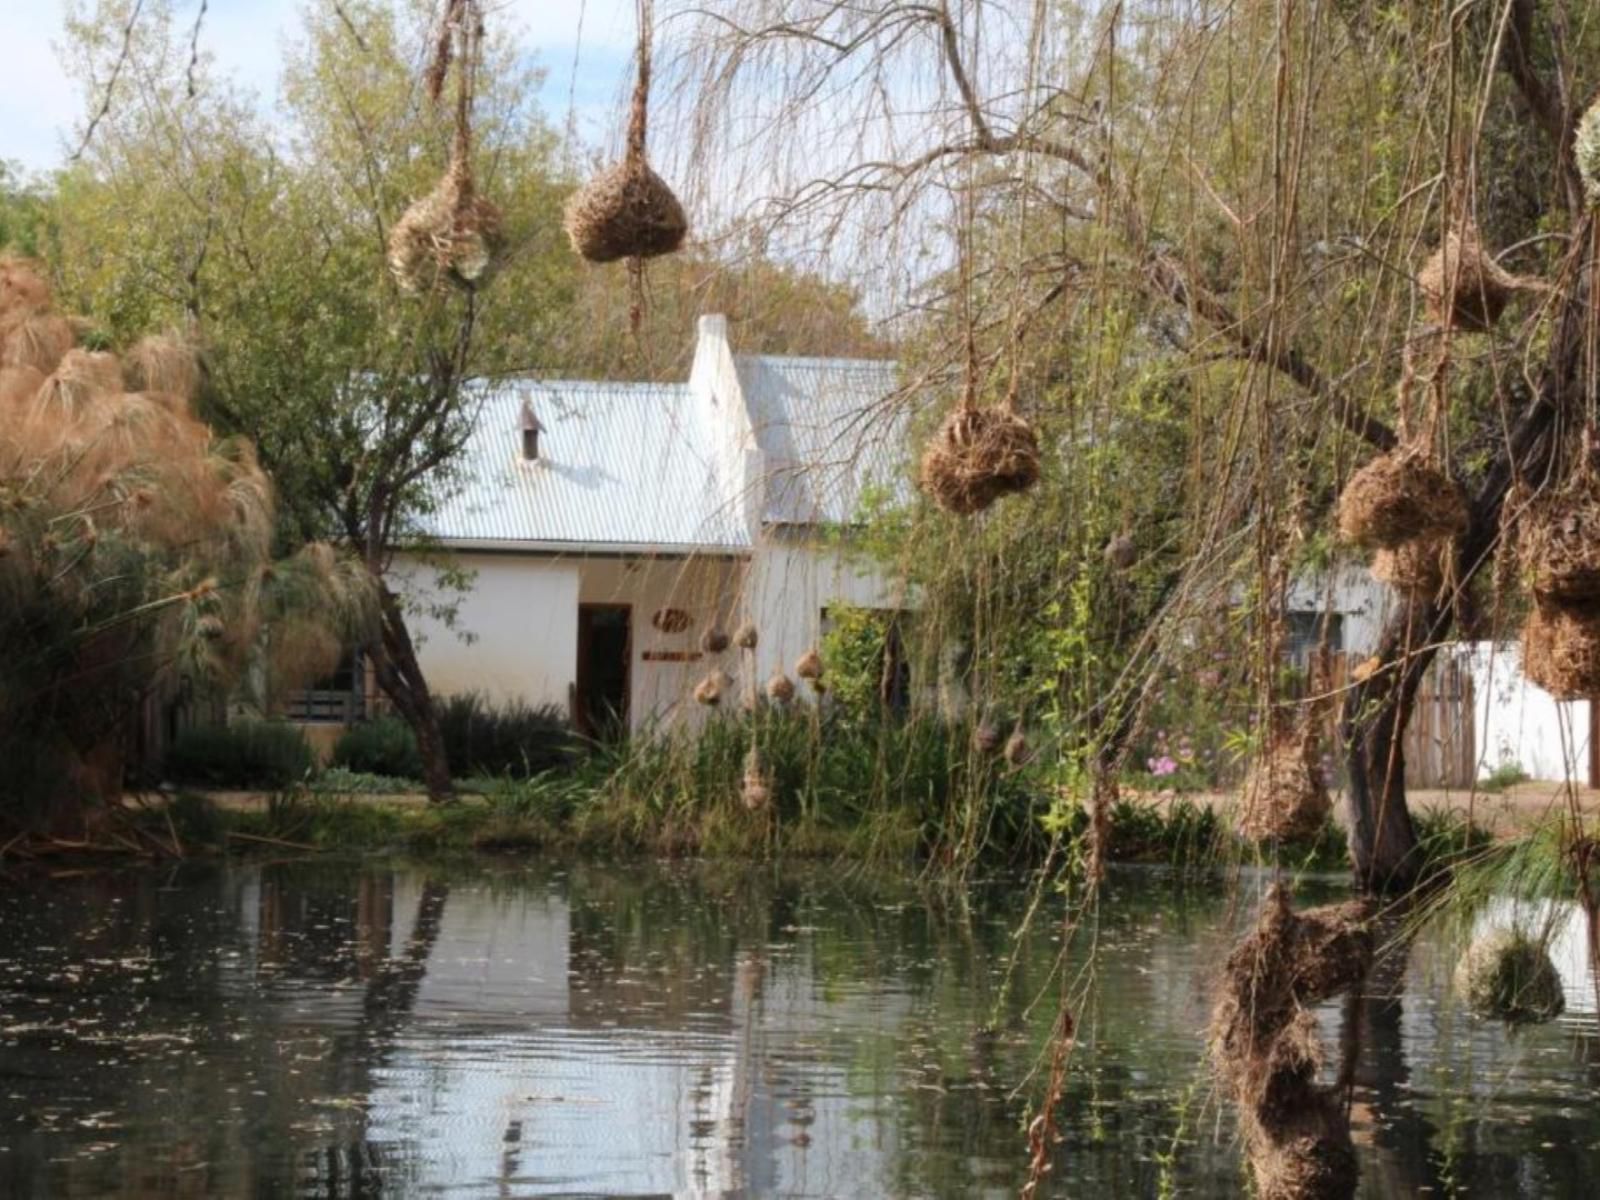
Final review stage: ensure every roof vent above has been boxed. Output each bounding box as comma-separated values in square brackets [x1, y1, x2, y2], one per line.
[520, 399, 544, 461]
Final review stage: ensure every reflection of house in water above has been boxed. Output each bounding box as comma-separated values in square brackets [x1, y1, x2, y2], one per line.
[240, 868, 916, 1197]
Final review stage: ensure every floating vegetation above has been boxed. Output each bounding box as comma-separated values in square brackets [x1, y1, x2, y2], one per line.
[1455, 927, 1565, 1024]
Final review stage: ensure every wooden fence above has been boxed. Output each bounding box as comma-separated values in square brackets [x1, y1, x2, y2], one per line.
[1314, 652, 1476, 790]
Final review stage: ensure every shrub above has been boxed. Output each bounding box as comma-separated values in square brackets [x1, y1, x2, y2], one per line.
[331, 716, 423, 780]
[438, 692, 577, 779]
[164, 720, 316, 790]
[1479, 761, 1530, 793]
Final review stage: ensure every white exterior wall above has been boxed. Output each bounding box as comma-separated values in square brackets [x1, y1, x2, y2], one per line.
[1285, 561, 1396, 658]
[577, 556, 746, 733]
[399, 552, 581, 715]
[1464, 641, 1592, 785]
[744, 532, 906, 690]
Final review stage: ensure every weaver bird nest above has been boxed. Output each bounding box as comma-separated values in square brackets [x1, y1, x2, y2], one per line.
[765, 671, 795, 704]
[1237, 721, 1331, 844]
[1522, 600, 1600, 700]
[1337, 449, 1467, 549]
[564, 160, 687, 264]
[1516, 477, 1600, 604]
[388, 153, 505, 295]
[1416, 226, 1517, 333]
[1210, 884, 1373, 1200]
[920, 405, 1040, 516]
[1370, 535, 1450, 601]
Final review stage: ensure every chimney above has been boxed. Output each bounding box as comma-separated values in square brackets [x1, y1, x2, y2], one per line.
[520, 399, 543, 461]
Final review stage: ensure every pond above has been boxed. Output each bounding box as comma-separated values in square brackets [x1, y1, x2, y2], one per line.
[0, 859, 1596, 1197]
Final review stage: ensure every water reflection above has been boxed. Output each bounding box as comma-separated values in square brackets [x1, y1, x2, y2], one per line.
[0, 861, 1595, 1197]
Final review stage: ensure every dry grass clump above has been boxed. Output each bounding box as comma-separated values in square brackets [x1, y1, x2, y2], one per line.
[1336, 448, 1467, 548]
[1522, 601, 1600, 699]
[389, 154, 505, 295]
[1210, 884, 1373, 1200]
[1238, 721, 1331, 844]
[1516, 476, 1600, 603]
[1455, 928, 1565, 1023]
[37, 349, 124, 412]
[1370, 535, 1450, 600]
[766, 670, 795, 704]
[1417, 226, 1516, 332]
[123, 334, 201, 400]
[921, 404, 1041, 516]
[0, 313, 75, 374]
[733, 621, 758, 650]
[0, 258, 52, 325]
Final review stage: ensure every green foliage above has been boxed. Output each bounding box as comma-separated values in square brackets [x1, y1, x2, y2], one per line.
[437, 692, 576, 779]
[1478, 762, 1530, 793]
[819, 607, 901, 718]
[331, 717, 423, 781]
[164, 721, 316, 790]
[308, 767, 423, 796]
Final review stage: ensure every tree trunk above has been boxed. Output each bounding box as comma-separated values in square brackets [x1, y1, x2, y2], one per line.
[1339, 604, 1436, 893]
[367, 580, 454, 802]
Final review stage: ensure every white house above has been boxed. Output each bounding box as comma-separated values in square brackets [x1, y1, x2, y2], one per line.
[397, 315, 909, 736]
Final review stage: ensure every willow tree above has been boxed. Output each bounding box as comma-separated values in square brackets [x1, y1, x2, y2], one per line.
[659, 0, 1600, 891]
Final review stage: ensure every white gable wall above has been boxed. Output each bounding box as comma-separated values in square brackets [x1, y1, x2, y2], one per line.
[1463, 641, 1592, 784]
[397, 551, 581, 714]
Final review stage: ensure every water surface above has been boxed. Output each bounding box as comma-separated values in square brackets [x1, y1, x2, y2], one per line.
[0, 859, 1597, 1197]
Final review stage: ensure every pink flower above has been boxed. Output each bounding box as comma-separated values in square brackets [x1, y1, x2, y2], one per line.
[1147, 755, 1179, 777]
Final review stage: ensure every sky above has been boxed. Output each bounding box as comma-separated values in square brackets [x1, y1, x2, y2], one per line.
[0, 0, 639, 174]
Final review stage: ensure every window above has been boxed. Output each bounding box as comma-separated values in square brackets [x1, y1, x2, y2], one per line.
[1284, 611, 1343, 671]
[285, 650, 365, 724]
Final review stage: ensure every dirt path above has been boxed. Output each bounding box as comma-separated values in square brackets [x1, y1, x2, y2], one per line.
[1149, 781, 1600, 835]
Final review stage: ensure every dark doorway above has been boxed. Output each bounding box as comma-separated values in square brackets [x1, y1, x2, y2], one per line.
[576, 604, 631, 738]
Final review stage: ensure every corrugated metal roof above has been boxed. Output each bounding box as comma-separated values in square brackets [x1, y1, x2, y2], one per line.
[735, 355, 908, 525]
[427, 379, 749, 551]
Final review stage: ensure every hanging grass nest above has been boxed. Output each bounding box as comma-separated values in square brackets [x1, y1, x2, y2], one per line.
[389, 151, 505, 294]
[1455, 928, 1565, 1024]
[1371, 535, 1450, 600]
[740, 746, 771, 812]
[1003, 728, 1030, 767]
[1416, 225, 1517, 332]
[1336, 448, 1468, 548]
[1576, 96, 1600, 208]
[693, 670, 726, 707]
[1210, 884, 1374, 1200]
[389, 3, 504, 295]
[700, 625, 730, 654]
[1104, 532, 1136, 571]
[564, 160, 687, 264]
[1238, 720, 1331, 844]
[733, 621, 758, 650]
[795, 648, 823, 681]
[563, 7, 686, 265]
[1516, 476, 1600, 603]
[920, 403, 1041, 516]
[766, 670, 795, 704]
[1522, 601, 1600, 699]
[973, 720, 1003, 756]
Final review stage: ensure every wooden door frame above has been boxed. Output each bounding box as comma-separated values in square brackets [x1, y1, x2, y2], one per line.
[576, 603, 632, 736]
